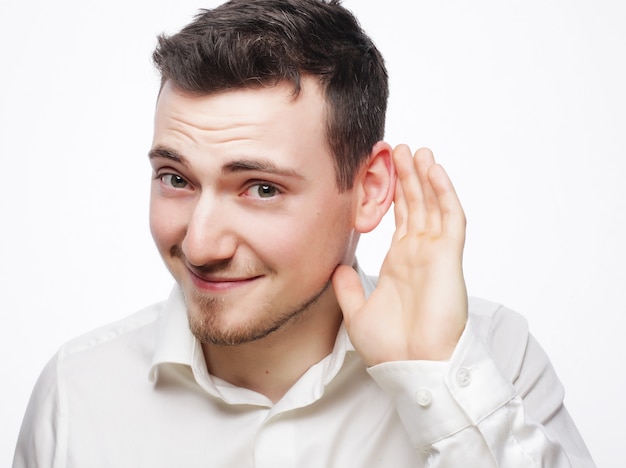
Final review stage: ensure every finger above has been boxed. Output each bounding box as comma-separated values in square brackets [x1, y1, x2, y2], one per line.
[392, 169, 408, 239]
[391, 145, 410, 238]
[393, 144, 426, 233]
[331, 265, 366, 327]
[428, 164, 466, 244]
[413, 148, 442, 233]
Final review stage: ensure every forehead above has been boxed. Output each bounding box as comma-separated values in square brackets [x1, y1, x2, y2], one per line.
[150, 77, 340, 186]
[152, 78, 328, 155]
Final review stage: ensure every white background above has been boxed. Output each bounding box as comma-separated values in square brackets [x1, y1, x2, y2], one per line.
[1, 0, 624, 466]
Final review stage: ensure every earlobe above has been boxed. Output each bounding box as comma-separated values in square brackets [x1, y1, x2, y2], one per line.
[354, 141, 396, 233]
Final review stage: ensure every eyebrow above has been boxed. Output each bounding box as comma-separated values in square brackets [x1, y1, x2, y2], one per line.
[148, 146, 189, 167]
[222, 159, 304, 179]
[148, 146, 304, 179]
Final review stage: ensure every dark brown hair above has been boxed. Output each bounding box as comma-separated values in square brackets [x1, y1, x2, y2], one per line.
[153, 0, 388, 190]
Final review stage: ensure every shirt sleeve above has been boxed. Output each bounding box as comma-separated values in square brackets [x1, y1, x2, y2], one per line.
[13, 352, 67, 468]
[367, 305, 596, 467]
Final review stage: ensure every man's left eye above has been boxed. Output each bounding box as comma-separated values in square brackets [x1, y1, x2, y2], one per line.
[246, 183, 279, 199]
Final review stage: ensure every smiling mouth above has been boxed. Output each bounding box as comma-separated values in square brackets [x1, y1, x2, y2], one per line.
[187, 267, 263, 292]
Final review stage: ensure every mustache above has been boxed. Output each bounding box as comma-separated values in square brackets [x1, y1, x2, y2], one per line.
[170, 245, 274, 276]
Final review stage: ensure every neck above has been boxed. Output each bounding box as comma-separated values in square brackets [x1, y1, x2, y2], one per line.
[201, 289, 343, 403]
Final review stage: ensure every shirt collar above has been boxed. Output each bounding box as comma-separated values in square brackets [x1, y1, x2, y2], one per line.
[148, 285, 196, 382]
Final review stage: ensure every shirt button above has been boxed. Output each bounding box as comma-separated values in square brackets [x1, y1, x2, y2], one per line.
[415, 388, 432, 407]
[456, 368, 472, 387]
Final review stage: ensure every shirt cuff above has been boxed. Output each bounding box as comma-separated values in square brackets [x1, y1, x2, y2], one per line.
[367, 318, 517, 449]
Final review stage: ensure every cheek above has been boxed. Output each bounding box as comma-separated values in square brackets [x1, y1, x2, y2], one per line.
[254, 202, 355, 270]
[149, 198, 184, 253]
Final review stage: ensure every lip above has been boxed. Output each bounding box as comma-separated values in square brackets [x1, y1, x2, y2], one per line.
[187, 267, 262, 292]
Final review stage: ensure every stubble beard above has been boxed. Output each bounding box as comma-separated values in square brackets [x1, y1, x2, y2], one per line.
[169, 244, 338, 346]
[186, 277, 332, 346]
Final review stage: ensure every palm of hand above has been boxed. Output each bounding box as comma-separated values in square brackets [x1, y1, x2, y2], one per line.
[333, 146, 468, 366]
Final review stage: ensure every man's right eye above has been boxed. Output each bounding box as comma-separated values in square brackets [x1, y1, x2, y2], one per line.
[160, 174, 188, 189]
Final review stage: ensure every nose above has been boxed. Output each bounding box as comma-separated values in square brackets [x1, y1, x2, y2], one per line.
[181, 195, 237, 266]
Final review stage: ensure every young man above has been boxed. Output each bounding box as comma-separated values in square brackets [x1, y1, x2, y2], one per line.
[14, 0, 595, 466]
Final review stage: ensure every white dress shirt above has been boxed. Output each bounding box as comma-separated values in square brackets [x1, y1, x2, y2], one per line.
[13, 271, 595, 467]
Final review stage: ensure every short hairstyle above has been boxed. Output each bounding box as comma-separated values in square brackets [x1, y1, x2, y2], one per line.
[152, 0, 388, 191]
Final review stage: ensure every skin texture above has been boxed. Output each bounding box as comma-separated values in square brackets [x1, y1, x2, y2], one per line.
[149, 77, 467, 401]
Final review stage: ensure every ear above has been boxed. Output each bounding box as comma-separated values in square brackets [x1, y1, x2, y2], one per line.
[353, 141, 396, 233]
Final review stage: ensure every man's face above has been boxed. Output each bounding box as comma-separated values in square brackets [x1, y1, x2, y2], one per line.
[149, 78, 359, 345]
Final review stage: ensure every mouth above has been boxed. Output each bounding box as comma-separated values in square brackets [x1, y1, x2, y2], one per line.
[186, 267, 263, 292]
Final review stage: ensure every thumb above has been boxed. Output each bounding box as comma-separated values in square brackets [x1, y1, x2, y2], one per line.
[331, 265, 366, 325]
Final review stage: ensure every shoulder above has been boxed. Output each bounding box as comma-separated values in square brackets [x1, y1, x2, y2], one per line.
[467, 296, 532, 382]
[30, 299, 170, 415]
[14, 299, 171, 465]
[467, 296, 529, 340]
[55, 300, 167, 370]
